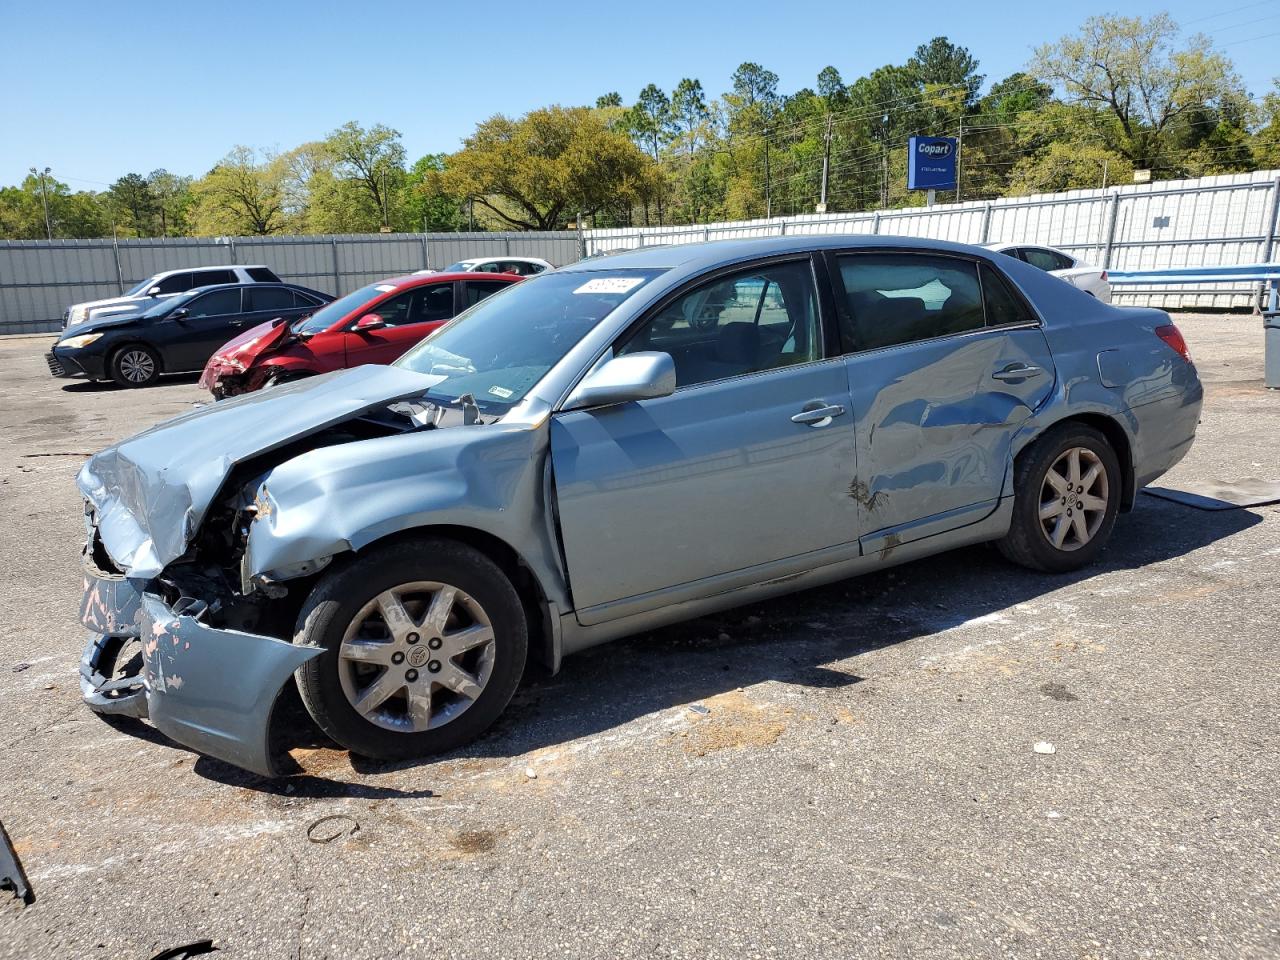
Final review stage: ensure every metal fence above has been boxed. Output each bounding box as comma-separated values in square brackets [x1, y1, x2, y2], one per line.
[0, 231, 581, 334]
[583, 170, 1280, 311]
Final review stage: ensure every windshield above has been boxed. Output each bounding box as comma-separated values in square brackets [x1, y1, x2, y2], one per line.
[294, 283, 395, 335]
[124, 277, 155, 297]
[442, 261, 476, 273]
[395, 269, 665, 411]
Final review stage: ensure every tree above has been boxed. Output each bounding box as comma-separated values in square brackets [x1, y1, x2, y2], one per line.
[404, 154, 466, 232]
[108, 173, 157, 236]
[671, 78, 709, 157]
[909, 37, 983, 106]
[190, 147, 287, 235]
[629, 84, 673, 160]
[323, 121, 407, 228]
[595, 92, 623, 108]
[1007, 140, 1133, 194]
[817, 66, 847, 107]
[731, 62, 780, 110]
[1032, 14, 1245, 172]
[147, 169, 193, 236]
[444, 106, 656, 230]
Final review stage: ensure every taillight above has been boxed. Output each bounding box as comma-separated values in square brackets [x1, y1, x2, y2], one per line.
[1155, 323, 1192, 363]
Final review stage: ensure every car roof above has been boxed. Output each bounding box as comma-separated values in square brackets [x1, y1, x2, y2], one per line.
[150, 264, 271, 277]
[561, 234, 1007, 274]
[380, 272, 522, 287]
[455, 256, 546, 264]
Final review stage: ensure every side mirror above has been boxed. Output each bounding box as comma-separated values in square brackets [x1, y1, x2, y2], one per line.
[563, 352, 676, 411]
[171, 307, 189, 321]
[354, 314, 386, 331]
[148, 286, 162, 296]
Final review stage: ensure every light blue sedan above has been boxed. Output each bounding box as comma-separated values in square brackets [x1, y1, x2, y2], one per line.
[76, 236, 1203, 774]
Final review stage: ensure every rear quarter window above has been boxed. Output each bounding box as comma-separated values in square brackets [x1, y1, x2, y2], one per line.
[247, 267, 282, 282]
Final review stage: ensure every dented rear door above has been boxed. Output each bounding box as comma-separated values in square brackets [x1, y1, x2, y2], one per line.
[831, 251, 1055, 551]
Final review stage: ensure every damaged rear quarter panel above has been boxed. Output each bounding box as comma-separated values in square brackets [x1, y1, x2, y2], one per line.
[244, 419, 570, 609]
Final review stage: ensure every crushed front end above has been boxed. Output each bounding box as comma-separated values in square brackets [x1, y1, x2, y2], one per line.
[73, 366, 455, 775]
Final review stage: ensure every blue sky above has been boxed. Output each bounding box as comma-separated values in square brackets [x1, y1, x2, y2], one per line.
[2, 0, 1277, 189]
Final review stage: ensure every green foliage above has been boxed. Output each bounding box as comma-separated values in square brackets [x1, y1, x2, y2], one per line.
[190, 147, 287, 236]
[443, 105, 656, 230]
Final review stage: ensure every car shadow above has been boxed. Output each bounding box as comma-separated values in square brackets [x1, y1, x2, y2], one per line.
[61, 372, 202, 393]
[201, 497, 1260, 797]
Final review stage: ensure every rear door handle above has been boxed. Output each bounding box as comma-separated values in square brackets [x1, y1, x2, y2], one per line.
[992, 363, 1044, 382]
[791, 402, 846, 427]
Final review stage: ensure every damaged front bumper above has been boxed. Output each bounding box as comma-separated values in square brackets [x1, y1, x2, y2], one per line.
[78, 571, 321, 776]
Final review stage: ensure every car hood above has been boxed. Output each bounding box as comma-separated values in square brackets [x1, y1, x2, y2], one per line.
[210, 318, 293, 366]
[78, 364, 443, 578]
[57, 309, 151, 339]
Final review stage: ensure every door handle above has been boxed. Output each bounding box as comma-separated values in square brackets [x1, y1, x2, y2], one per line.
[791, 402, 846, 427]
[992, 363, 1044, 382]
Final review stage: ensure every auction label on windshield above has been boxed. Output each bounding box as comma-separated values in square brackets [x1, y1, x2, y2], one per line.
[574, 277, 645, 295]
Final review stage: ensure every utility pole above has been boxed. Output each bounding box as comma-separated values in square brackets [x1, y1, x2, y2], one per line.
[30, 166, 52, 239]
[881, 150, 889, 209]
[1101, 157, 1109, 190]
[818, 112, 833, 212]
[955, 119, 964, 202]
[764, 130, 772, 219]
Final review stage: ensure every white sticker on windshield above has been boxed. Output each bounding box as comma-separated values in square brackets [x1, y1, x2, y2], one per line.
[573, 277, 644, 295]
[488, 385, 514, 399]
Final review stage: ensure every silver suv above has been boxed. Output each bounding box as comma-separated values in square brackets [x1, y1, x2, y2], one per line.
[63, 264, 281, 329]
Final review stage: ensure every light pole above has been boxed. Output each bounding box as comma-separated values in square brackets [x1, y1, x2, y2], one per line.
[30, 166, 52, 239]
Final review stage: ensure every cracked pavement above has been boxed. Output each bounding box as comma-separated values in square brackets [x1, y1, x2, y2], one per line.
[0, 314, 1277, 959]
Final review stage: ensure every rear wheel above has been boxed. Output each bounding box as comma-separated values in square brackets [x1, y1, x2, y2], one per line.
[109, 344, 160, 388]
[997, 422, 1121, 573]
[294, 538, 527, 760]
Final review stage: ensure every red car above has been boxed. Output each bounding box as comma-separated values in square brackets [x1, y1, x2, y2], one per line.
[199, 272, 521, 397]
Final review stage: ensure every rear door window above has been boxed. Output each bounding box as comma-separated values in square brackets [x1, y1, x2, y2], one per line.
[416, 283, 455, 322]
[834, 254, 985, 352]
[462, 280, 511, 308]
[192, 268, 238, 287]
[247, 287, 295, 312]
[153, 272, 193, 294]
[1020, 248, 1074, 272]
[980, 264, 1034, 327]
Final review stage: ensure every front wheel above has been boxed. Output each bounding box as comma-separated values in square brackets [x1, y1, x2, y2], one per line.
[109, 344, 161, 388]
[997, 422, 1121, 573]
[294, 538, 528, 760]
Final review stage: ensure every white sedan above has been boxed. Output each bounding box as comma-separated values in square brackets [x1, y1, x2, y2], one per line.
[416, 256, 553, 278]
[985, 243, 1112, 302]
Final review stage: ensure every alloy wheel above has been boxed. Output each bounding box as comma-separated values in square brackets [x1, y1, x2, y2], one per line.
[337, 581, 496, 733]
[1039, 446, 1109, 551]
[118, 349, 155, 383]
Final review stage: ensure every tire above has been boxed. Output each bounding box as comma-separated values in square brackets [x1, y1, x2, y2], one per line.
[997, 422, 1121, 573]
[109, 343, 161, 388]
[294, 537, 528, 761]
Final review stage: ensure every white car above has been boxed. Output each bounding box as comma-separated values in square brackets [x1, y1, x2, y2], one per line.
[985, 243, 1112, 302]
[416, 256, 553, 278]
[64, 264, 282, 329]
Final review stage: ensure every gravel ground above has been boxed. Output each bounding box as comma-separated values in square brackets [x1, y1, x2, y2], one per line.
[0, 314, 1276, 960]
